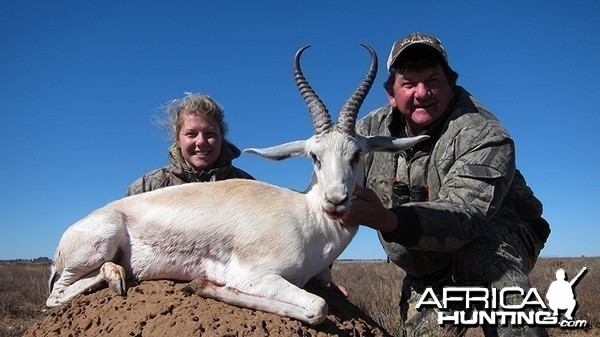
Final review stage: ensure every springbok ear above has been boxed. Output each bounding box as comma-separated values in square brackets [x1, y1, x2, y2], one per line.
[361, 135, 429, 153]
[244, 140, 308, 161]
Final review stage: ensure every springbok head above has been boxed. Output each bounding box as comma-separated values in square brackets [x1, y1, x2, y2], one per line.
[245, 44, 428, 220]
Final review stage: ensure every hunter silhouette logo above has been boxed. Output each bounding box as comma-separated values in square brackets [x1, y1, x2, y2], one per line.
[546, 267, 587, 320]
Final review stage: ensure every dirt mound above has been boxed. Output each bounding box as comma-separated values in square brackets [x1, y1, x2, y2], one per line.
[25, 280, 391, 336]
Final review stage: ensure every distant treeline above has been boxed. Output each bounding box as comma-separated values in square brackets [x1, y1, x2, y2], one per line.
[0, 257, 51, 263]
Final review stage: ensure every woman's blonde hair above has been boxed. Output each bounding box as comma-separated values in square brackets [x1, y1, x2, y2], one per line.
[163, 92, 228, 141]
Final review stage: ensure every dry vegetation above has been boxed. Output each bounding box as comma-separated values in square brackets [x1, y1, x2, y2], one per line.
[1, 257, 598, 336]
[0, 260, 49, 337]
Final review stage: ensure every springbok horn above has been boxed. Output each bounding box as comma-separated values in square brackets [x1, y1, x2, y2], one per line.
[337, 43, 378, 136]
[294, 45, 332, 135]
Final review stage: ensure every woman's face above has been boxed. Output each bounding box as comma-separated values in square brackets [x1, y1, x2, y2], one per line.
[177, 114, 223, 171]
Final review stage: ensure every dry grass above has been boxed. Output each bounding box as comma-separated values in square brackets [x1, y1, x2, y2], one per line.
[1, 258, 598, 336]
[332, 260, 406, 336]
[0, 261, 50, 337]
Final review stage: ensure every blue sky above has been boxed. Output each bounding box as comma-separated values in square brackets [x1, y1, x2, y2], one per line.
[1, 1, 599, 260]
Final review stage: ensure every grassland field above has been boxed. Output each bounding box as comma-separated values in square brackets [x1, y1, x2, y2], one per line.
[1, 257, 598, 336]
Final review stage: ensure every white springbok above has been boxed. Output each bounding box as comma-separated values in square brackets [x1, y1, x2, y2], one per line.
[46, 44, 427, 325]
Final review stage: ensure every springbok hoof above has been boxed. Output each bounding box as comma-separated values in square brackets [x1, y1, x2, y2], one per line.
[101, 262, 127, 295]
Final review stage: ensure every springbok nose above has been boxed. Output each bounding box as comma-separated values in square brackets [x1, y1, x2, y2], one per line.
[325, 192, 349, 206]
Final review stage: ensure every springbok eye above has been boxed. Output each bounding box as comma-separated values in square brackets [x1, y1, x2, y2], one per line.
[351, 151, 361, 164]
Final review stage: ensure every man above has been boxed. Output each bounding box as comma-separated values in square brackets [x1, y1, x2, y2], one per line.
[341, 33, 550, 336]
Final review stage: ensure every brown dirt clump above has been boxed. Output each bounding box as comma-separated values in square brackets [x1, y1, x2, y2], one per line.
[25, 280, 391, 337]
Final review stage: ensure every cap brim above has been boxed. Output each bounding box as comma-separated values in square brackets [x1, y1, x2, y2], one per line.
[387, 43, 447, 71]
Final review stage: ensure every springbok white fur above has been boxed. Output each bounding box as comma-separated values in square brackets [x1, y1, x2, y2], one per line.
[46, 44, 427, 325]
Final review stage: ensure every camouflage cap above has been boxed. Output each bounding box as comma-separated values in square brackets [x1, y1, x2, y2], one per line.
[386, 32, 448, 71]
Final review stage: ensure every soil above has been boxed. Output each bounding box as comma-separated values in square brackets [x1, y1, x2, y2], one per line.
[25, 279, 391, 337]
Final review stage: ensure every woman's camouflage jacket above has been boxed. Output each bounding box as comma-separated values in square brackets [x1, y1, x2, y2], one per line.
[125, 141, 253, 197]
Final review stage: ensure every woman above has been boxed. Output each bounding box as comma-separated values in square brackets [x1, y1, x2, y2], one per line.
[126, 93, 253, 196]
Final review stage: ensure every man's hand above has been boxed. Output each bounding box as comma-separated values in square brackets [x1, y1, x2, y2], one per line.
[340, 186, 398, 233]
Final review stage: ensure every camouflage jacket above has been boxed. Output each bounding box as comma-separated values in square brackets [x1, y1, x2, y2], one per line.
[357, 86, 549, 277]
[125, 141, 254, 197]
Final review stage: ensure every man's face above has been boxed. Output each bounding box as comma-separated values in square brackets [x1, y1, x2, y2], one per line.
[387, 63, 454, 136]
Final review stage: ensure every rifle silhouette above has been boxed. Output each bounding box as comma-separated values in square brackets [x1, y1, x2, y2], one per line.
[569, 267, 587, 287]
